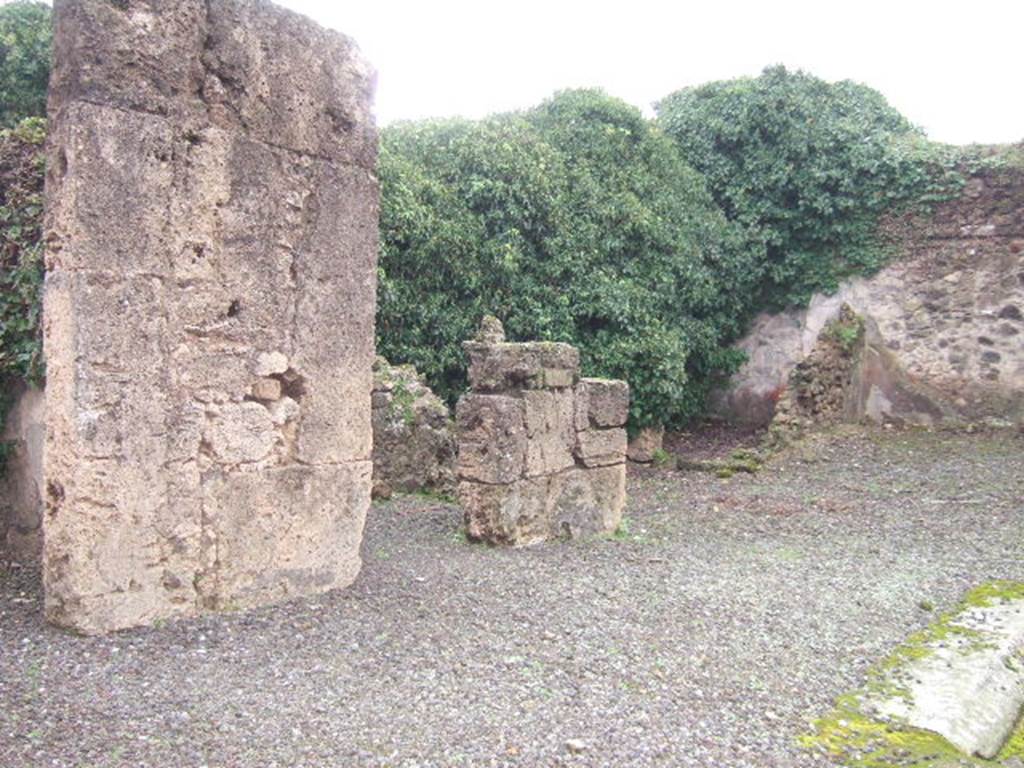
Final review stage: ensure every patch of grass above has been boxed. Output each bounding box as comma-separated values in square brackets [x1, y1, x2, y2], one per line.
[999, 716, 1024, 760]
[651, 448, 672, 467]
[449, 526, 471, 545]
[610, 517, 633, 541]
[800, 702, 964, 768]
[605, 516, 652, 544]
[402, 487, 456, 505]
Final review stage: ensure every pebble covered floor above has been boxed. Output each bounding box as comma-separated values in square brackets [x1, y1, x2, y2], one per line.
[2, 427, 1022, 767]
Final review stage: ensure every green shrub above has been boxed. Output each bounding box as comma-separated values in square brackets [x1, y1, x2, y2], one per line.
[656, 65, 966, 310]
[0, 1, 51, 128]
[378, 90, 757, 428]
[0, 116, 46, 454]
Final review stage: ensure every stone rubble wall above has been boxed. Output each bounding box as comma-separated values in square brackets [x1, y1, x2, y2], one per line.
[42, 0, 378, 634]
[371, 357, 456, 498]
[456, 320, 628, 546]
[0, 381, 44, 561]
[768, 304, 867, 444]
[715, 164, 1024, 427]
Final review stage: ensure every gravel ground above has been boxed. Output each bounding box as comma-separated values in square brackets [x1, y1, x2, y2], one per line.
[2, 427, 1022, 768]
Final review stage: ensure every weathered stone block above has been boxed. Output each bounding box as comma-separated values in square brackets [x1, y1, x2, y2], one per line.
[251, 378, 282, 402]
[455, 394, 526, 484]
[371, 357, 456, 496]
[549, 465, 626, 539]
[0, 382, 44, 561]
[197, 462, 371, 610]
[459, 478, 550, 547]
[523, 390, 575, 477]
[455, 319, 628, 546]
[464, 341, 580, 392]
[575, 378, 630, 429]
[43, 0, 378, 633]
[459, 464, 625, 546]
[574, 427, 628, 468]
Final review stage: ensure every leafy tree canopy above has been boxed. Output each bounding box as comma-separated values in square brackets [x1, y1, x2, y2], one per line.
[0, 1, 52, 128]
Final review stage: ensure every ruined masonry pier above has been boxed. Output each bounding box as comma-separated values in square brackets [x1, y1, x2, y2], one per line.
[456, 318, 629, 545]
[43, 0, 378, 633]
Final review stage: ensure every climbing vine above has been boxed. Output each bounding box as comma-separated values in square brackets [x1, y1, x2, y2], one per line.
[656, 65, 972, 310]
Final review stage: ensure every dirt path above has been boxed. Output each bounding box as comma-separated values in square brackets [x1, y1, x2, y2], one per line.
[2, 428, 1022, 767]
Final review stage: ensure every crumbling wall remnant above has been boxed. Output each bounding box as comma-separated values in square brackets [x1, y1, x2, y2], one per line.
[768, 304, 866, 444]
[42, 0, 378, 633]
[371, 357, 456, 499]
[456, 318, 628, 546]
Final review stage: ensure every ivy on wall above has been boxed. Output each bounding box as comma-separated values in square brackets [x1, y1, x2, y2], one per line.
[656, 65, 971, 310]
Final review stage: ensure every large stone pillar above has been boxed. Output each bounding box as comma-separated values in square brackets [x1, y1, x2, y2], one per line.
[42, 0, 378, 633]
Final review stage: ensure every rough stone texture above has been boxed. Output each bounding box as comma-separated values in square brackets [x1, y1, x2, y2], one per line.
[465, 340, 580, 393]
[522, 390, 576, 477]
[42, 0, 378, 633]
[456, 394, 527, 485]
[0, 381, 45, 561]
[456, 318, 627, 545]
[371, 357, 456, 497]
[627, 425, 665, 463]
[575, 378, 630, 429]
[714, 164, 1024, 427]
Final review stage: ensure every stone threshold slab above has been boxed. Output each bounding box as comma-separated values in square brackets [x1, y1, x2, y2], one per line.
[869, 585, 1024, 759]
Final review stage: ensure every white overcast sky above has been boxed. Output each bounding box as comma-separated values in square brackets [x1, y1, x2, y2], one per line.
[275, 0, 1022, 146]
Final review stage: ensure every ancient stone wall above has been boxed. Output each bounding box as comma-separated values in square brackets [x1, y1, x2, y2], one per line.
[42, 0, 378, 633]
[715, 164, 1024, 427]
[0, 381, 44, 561]
[456, 319, 628, 545]
[371, 357, 456, 498]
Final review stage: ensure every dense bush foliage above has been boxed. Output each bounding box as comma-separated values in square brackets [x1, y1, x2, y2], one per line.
[0, 1, 51, 128]
[0, 0, 983, 431]
[379, 90, 759, 428]
[0, 117, 46, 451]
[656, 65, 965, 309]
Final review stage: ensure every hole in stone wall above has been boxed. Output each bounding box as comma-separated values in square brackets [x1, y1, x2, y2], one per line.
[54, 149, 68, 180]
[226, 299, 241, 318]
[46, 480, 65, 518]
[274, 368, 307, 401]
